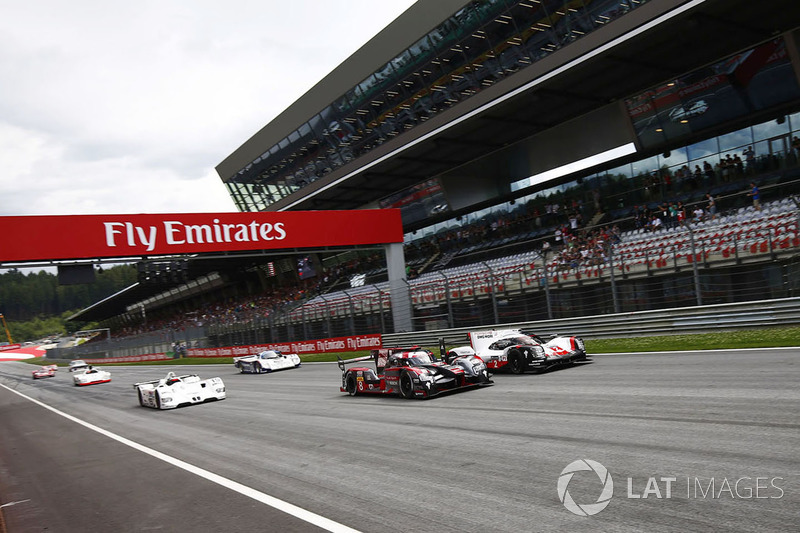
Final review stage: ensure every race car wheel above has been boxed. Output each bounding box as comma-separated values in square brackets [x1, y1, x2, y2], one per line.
[400, 372, 415, 399]
[155, 391, 162, 409]
[137, 388, 145, 407]
[345, 374, 358, 396]
[508, 350, 525, 374]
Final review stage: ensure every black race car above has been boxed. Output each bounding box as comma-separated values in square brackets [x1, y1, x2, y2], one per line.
[338, 347, 492, 399]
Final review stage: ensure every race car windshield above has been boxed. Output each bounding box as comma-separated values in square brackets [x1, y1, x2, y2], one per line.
[510, 336, 538, 346]
[407, 354, 433, 365]
[260, 351, 279, 358]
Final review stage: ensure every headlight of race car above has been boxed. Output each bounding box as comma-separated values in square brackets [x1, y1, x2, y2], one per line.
[532, 345, 546, 358]
[417, 372, 434, 381]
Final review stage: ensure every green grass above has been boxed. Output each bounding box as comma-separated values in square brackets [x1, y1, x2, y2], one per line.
[586, 326, 800, 353]
[18, 326, 800, 367]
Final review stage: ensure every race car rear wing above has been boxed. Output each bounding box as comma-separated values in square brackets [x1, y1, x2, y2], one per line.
[337, 347, 432, 372]
[133, 378, 162, 388]
[336, 354, 374, 371]
[133, 373, 197, 388]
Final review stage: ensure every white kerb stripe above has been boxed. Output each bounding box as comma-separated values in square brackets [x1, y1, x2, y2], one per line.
[0, 383, 360, 533]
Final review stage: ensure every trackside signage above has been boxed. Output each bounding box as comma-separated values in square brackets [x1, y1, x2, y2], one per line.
[77, 334, 383, 364]
[0, 344, 22, 352]
[0, 210, 403, 262]
[187, 334, 383, 357]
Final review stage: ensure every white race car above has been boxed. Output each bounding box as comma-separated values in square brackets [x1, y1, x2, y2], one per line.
[32, 366, 56, 379]
[445, 328, 588, 374]
[233, 350, 301, 374]
[134, 371, 226, 409]
[73, 366, 112, 386]
[68, 359, 89, 372]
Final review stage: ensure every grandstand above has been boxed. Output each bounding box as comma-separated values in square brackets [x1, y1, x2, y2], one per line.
[63, 0, 800, 358]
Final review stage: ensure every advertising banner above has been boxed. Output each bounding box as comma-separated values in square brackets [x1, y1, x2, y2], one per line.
[0, 210, 403, 262]
[186, 334, 383, 357]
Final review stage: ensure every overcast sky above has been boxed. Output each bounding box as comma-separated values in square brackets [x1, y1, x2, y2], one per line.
[0, 1, 418, 217]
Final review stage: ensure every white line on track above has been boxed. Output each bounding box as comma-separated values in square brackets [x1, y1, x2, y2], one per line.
[0, 382, 360, 533]
[0, 499, 30, 509]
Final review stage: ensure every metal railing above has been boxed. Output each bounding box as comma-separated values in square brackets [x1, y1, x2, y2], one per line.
[383, 296, 800, 348]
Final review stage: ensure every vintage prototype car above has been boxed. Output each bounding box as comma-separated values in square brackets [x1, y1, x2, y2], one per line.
[32, 365, 56, 379]
[68, 359, 89, 372]
[134, 371, 225, 409]
[339, 347, 492, 399]
[233, 350, 301, 374]
[445, 328, 588, 374]
[72, 366, 112, 386]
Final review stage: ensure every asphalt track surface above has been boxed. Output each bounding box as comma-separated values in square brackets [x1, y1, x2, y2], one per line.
[0, 349, 798, 533]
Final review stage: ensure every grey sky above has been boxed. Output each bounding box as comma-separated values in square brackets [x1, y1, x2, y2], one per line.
[0, 1, 417, 216]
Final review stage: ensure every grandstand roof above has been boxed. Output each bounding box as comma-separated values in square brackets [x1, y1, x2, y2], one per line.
[219, 0, 800, 230]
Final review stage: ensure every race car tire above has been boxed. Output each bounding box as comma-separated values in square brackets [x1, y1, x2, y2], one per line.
[345, 374, 358, 396]
[253, 364, 261, 374]
[137, 388, 145, 407]
[508, 350, 525, 374]
[400, 372, 415, 399]
[155, 391, 162, 409]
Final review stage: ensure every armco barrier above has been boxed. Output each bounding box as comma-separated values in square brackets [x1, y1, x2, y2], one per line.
[381, 297, 800, 348]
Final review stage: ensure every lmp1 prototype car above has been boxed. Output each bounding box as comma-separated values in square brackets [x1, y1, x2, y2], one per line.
[134, 371, 226, 409]
[444, 328, 588, 374]
[68, 359, 89, 372]
[72, 366, 112, 386]
[233, 350, 301, 374]
[32, 365, 56, 379]
[339, 347, 492, 399]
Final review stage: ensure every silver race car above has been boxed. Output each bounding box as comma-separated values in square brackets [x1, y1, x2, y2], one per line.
[134, 371, 226, 409]
[233, 350, 301, 374]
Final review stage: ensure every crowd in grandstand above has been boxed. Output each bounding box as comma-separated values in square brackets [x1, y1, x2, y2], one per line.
[100, 144, 799, 340]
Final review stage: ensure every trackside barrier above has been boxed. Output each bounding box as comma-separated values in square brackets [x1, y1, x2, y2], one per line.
[79, 353, 172, 364]
[381, 297, 800, 348]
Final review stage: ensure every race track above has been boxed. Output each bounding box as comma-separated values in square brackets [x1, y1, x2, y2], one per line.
[1, 349, 798, 532]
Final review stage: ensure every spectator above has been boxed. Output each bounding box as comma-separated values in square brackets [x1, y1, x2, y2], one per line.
[692, 205, 705, 223]
[650, 214, 663, 231]
[705, 193, 717, 220]
[747, 182, 761, 211]
[676, 202, 687, 226]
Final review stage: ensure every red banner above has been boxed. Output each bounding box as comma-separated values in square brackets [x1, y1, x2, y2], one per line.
[187, 334, 383, 357]
[83, 353, 172, 364]
[0, 344, 22, 352]
[0, 210, 403, 262]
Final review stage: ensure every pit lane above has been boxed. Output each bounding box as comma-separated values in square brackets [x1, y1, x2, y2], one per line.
[1, 349, 798, 532]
